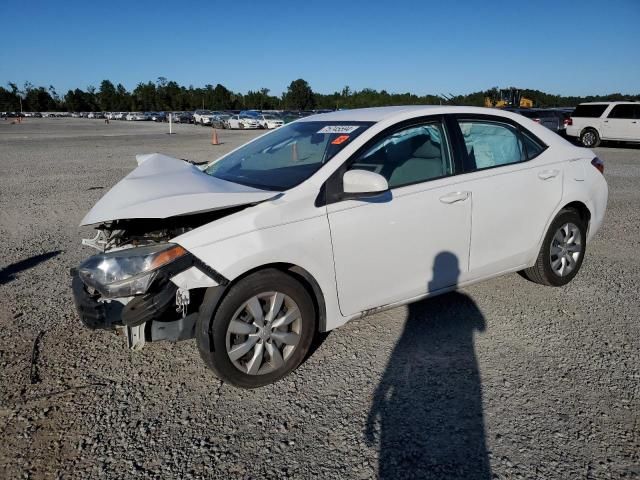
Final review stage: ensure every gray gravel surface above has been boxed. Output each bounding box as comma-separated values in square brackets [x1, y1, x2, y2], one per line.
[0, 119, 638, 479]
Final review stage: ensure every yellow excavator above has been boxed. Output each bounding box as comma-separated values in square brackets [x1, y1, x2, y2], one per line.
[484, 88, 533, 108]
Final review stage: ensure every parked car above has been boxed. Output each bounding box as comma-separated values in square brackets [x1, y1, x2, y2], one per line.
[150, 112, 166, 122]
[193, 110, 214, 125]
[199, 111, 225, 126]
[211, 114, 231, 129]
[73, 106, 607, 388]
[226, 114, 260, 129]
[566, 102, 640, 147]
[256, 114, 284, 129]
[167, 112, 181, 123]
[126, 112, 148, 121]
[513, 109, 565, 134]
[178, 112, 194, 124]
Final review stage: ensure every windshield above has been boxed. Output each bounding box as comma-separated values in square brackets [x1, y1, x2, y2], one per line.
[205, 121, 373, 190]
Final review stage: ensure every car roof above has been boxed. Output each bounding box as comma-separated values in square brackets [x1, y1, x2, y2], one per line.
[297, 105, 539, 123]
[578, 101, 639, 105]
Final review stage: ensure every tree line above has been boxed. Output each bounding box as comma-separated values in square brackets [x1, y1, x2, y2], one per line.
[1, 77, 638, 112]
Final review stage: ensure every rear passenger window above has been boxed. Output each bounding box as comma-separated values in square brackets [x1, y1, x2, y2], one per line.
[608, 104, 635, 119]
[349, 122, 452, 188]
[458, 121, 525, 170]
[521, 132, 545, 159]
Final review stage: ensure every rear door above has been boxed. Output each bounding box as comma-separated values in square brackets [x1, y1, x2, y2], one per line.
[448, 115, 563, 279]
[603, 104, 639, 140]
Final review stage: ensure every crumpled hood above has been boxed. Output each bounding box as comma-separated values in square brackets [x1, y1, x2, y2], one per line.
[81, 153, 279, 225]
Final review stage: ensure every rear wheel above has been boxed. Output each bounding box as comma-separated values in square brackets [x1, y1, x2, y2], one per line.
[522, 209, 587, 286]
[196, 269, 316, 388]
[580, 128, 600, 147]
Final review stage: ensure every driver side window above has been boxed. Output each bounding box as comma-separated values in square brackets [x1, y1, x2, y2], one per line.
[349, 122, 452, 189]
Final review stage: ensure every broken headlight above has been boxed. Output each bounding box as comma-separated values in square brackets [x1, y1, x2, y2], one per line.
[78, 243, 187, 298]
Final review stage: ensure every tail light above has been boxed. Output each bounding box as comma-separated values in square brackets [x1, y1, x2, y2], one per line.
[591, 157, 604, 175]
[564, 117, 573, 126]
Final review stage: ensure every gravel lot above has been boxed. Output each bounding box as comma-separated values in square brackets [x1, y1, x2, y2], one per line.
[0, 118, 638, 479]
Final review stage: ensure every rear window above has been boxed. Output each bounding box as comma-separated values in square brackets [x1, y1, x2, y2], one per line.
[572, 104, 608, 118]
[607, 104, 637, 119]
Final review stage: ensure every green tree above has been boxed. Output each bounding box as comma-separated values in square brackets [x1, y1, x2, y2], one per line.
[98, 80, 117, 111]
[285, 79, 315, 110]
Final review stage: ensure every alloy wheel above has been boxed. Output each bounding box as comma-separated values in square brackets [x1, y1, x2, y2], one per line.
[582, 131, 595, 146]
[550, 222, 582, 277]
[225, 292, 301, 375]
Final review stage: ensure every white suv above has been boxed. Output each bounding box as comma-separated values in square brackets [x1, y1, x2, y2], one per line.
[566, 102, 640, 147]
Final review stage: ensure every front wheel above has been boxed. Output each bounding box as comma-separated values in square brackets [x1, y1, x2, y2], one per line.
[580, 128, 600, 148]
[196, 269, 316, 388]
[521, 209, 587, 286]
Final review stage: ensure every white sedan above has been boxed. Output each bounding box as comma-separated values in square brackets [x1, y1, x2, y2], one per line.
[256, 114, 285, 129]
[73, 106, 607, 388]
[125, 112, 147, 121]
[226, 115, 260, 129]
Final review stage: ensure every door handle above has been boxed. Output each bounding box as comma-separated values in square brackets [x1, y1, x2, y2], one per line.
[439, 191, 470, 204]
[538, 169, 559, 180]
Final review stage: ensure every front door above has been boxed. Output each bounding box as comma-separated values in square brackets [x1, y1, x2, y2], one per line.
[326, 120, 472, 316]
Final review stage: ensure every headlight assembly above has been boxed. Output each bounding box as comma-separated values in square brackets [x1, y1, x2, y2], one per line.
[78, 243, 187, 298]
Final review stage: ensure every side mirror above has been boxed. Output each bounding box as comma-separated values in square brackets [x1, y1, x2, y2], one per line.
[343, 169, 389, 196]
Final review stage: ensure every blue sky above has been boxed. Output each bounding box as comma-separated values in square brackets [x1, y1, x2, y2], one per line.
[1, 0, 638, 96]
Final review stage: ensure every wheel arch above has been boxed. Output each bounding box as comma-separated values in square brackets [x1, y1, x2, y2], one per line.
[199, 262, 327, 347]
[529, 199, 593, 269]
[580, 125, 600, 139]
[561, 200, 591, 226]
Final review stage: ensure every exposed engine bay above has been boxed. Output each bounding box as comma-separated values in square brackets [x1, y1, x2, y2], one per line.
[82, 206, 248, 252]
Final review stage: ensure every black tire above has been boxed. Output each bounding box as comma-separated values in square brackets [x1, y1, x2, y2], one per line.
[196, 269, 317, 388]
[580, 128, 601, 148]
[521, 209, 587, 286]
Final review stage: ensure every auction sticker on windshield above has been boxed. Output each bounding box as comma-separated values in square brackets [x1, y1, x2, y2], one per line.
[317, 125, 360, 134]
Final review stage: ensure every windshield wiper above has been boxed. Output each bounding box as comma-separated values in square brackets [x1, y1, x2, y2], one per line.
[182, 158, 208, 166]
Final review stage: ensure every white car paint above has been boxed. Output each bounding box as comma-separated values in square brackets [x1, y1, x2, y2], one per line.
[80, 153, 279, 225]
[81, 106, 608, 334]
[194, 110, 222, 125]
[256, 114, 285, 129]
[227, 115, 260, 129]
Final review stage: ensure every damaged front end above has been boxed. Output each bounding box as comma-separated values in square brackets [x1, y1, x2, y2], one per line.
[71, 152, 278, 350]
[71, 233, 227, 350]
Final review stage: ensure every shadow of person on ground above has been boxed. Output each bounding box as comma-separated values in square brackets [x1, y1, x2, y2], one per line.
[0, 250, 61, 285]
[366, 251, 491, 479]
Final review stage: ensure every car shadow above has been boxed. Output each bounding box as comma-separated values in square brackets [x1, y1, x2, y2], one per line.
[365, 252, 491, 479]
[0, 250, 61, 285]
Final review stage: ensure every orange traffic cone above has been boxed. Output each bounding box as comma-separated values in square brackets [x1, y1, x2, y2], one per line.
[211, 128, 220, 145]
[292, 142, 298, 162]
